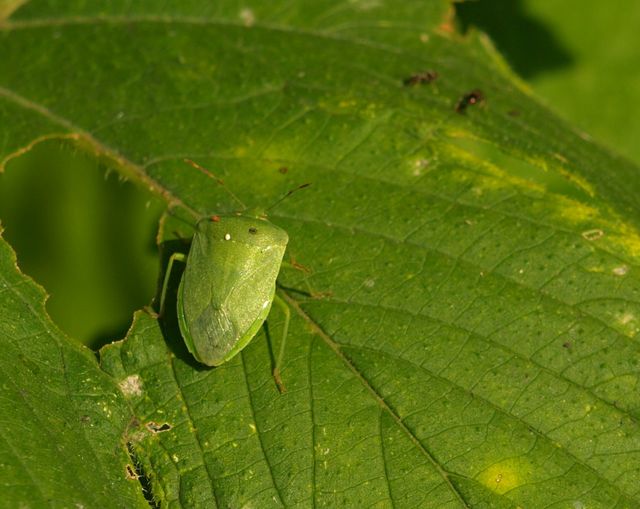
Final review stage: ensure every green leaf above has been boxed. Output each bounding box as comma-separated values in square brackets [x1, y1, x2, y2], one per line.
[3, 2, 640, 507]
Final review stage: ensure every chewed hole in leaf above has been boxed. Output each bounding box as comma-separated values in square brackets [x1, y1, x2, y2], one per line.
[127, 442, 158, 508]
[145, 421, 172, 433]
[0, 139, 165, 348]
[125, 464, 138, 480]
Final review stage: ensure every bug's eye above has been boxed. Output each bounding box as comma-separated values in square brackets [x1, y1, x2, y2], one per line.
[248, 227, 258, 234]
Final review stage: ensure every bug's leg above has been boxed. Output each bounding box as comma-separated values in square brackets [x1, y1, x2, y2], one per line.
[281, 260, 332, 299]
[272, 292, 290, 394]
[283, 256, 312, 274]
[157, 252, 187, 317]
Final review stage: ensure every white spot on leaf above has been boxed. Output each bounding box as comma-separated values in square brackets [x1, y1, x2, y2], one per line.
[616, 311, 640, 337]
[581, 229, 604, 241]
[240, 8, 255, 26]
[619, 312, 635, 325]
[348, 0, 382, 10]
[613, 265, 629, 276]
[412, 158, 430, 176]
[118, 375, 143, 397]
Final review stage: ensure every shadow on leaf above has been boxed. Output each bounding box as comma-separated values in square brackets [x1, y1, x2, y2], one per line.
[155, 238, 210, 370]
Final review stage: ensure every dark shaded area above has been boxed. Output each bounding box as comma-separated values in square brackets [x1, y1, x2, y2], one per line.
[155, 238, 210, 370]
[456, 0, 573, 78]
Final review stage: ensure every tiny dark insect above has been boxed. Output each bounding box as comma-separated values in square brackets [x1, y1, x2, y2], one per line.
[455, 89, 484, 114]
[279, 166, 289, 174]
[403, 70, 438, 86]
[248, 227, 258, 234]
[562, 341, 572, 349]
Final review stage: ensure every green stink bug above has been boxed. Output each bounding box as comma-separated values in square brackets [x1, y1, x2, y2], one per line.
[158, 159, 309, 392]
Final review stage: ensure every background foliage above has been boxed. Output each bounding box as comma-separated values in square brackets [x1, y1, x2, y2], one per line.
[458, 0, 640, 166]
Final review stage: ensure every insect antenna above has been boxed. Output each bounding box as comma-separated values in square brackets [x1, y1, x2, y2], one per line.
[165, 206, 198, 229]
[184, 159, 247, 210]
[266, 183, 311, 213]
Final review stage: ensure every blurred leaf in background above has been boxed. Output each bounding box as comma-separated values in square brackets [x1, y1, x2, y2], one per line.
[0, 141, 163, 347]
[457, 0, 640, 165]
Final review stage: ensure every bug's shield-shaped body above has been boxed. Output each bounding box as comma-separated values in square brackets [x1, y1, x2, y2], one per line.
[177, 215, 288, 366]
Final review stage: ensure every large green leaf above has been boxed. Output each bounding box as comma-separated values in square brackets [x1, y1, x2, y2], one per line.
[2, 2, 640, 507]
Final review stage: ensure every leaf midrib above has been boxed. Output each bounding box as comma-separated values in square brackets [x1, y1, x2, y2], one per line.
[281, 291, 473, 508]
[288, 293, 638, 504]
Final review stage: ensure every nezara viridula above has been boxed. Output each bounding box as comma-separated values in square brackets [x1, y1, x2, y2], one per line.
[158, 159, 308, 392]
